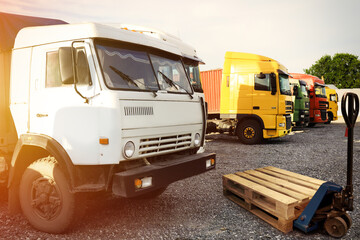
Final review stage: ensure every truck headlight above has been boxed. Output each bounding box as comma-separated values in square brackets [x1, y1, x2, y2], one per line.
[124, 141, 135, 158]
[194, 133, 201, 147]
[279, 123, 285, 128]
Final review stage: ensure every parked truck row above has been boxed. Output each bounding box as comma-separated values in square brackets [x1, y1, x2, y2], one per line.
[201, 58, 338, 142]
[0, 12, 216, 233]
[201, 52, 293, 145]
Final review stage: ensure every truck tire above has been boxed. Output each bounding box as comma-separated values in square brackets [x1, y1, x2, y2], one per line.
[325, 112, 333, 124]
[19, 157, 79, 233]
[236, 119, 262, 144]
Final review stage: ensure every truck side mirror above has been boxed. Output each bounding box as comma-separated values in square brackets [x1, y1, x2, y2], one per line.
[59, 47, 74, 84]
[293, 86, 299, 97]
[309, 91, 314, 98]
[255, 73, 266, 79]
[270, 73, 277, 95]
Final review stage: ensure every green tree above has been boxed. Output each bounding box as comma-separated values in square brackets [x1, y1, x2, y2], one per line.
[304, 53, 360, 88]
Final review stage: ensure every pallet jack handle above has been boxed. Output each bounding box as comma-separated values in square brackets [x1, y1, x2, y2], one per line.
[341, 93, 359, 195]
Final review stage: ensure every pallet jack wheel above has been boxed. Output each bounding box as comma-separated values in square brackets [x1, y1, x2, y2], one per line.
[341, 213, 352, 229]
[324, 216, 348, 238]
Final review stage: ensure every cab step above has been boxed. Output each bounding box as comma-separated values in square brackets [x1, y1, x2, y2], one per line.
[223, 166, 325, 233]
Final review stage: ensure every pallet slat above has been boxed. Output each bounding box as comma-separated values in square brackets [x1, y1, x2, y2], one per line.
[264, 166, 326, 186]
[257, 168, 320, 190]
[223, 166, 324, 233]
[245, 169, 317, 197]
[236, 172, 310, 202]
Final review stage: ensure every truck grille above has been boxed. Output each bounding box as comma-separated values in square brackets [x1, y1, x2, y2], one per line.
[285, 101, 293, 112]
[319, 101, 328, 109]
[285, 115, 291, 130]
[139, 133, 192, 156]
[124, 106, 154, 116]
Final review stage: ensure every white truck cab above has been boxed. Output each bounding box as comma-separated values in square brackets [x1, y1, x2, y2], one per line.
[1, 18, 215, 233]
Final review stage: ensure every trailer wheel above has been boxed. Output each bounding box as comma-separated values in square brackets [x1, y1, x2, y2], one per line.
[236, 120, 262, 144]
[324, 216, 348, 238]
[19, 157, 78, 233]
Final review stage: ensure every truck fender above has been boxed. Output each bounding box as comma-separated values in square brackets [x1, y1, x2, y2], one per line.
[8, 134, 76, 214]
[236, 114, 265, 129]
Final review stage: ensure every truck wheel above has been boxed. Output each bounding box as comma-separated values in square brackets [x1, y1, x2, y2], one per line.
[325, 112, 333, 124]
[237, 120, 262, 144]
[19, 157, 78, 233]
[308, 123, 316, 127]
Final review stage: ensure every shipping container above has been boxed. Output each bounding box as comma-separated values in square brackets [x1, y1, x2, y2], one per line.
[200, 69, 222, 116]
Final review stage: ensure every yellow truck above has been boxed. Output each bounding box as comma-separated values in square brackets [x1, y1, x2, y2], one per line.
[325, 86, 338, 124]
[202, 52, 292, 144]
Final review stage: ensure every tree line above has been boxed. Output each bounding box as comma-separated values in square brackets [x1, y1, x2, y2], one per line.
[304, 53, 360, 88]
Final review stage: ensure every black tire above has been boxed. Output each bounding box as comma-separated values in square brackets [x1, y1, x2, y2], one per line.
[325, 112, 333, 124]
[19, 157, 79, 233]
[236, 119, 262, 144]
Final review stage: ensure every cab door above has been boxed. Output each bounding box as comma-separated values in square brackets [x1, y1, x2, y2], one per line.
[252, 73, 278, 128]
[28, 42, 100, 165]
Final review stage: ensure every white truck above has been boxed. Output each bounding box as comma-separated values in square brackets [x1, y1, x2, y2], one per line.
[0, 12, 215, 233]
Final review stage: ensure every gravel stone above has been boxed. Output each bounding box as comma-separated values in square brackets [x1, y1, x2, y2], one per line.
[0, 122, 359, 239]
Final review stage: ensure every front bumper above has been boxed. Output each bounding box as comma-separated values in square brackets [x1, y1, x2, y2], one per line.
[112, 152, 216, 197]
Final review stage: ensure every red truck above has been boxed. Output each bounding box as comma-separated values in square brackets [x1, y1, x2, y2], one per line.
[290, 73, 328, 126]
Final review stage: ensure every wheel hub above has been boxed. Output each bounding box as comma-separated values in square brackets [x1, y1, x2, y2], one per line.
[244, 127, 255, 139]
[31, 177, 62, 220]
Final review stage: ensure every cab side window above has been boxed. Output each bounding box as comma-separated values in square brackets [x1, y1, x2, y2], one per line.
[46, 51, 62, 87]
[254, 74, 271, 91]
[45, 47, 91, 88]
[75, 48, 91, 86]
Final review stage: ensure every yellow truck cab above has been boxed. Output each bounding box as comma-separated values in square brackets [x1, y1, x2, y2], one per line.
[325, 86, 338, 124]
[220, 52, 292, 144]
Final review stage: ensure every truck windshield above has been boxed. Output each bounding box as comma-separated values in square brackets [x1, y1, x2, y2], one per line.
[150, 54, 192, 93]
[184, 62, 203, 93]
[95, 41, 192, 94]
[315, 85, 326, 98]
[300, 84, 308, 97]
[279, 74, 291, 95]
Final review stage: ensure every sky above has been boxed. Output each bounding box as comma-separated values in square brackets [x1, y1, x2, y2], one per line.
[1, 0, 360, 73]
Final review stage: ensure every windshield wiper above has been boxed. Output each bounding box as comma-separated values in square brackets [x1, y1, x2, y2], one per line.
[110, 66, 157, 97]
[157, 71, 193, 99]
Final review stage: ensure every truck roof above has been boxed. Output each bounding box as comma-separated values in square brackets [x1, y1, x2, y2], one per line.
[14, 22, 182, 57]
[224, 51, 288, 74]
[289, 73, 325, 87]
[108, 24, 203, 63]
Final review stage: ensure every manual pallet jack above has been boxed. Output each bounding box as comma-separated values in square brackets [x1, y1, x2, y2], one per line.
[294, 92, 359, 238]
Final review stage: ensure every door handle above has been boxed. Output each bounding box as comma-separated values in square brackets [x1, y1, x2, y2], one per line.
[36, 113, 48, 118]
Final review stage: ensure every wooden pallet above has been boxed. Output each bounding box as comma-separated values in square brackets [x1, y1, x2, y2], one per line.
[223, 166, 325, 233]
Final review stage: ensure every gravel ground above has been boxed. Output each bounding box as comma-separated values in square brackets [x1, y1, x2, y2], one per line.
[0, 121, 359, 239]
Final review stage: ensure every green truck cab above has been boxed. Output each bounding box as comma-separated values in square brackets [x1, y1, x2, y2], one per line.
[290, 78, 310, 127]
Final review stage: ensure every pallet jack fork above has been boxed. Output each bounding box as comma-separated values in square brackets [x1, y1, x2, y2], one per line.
[294, 92, 359, 238]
